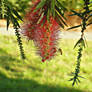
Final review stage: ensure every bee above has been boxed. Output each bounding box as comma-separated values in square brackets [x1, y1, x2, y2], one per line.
[58, 48, 63, 55]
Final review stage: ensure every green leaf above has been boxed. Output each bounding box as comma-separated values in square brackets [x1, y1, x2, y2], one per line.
[78, 75, 85, 79]
[76, 78, 81, 83]
[55, 12, 64, 28]
[1, 0, 6, 18]
[12, 8, 23, 21]
[86, 14, 92, 21]
[81, 38, 86, 48]
[6, 7, 10, 30]
[37, 12, 44, 24]
[83, 10, 92, 15]
[71, 10, 83, 18]
[34, 0, 46, 12]
[74, 38, 82, 49]
[51, 0, 55, 17]
[56, 0, 67, 11]
[55, 5, 66, 20]
[72, 79, 76, 86]
[67, 25, 81, 30]
[47, 8, 50, 22]
[87, 22, 92, 26]
[11, 14, 20, 28]
[60, 16, 67, 26]
[68, 78, 73, 81]
[74, 38, 85, 49]
[56, 11, 67, 26]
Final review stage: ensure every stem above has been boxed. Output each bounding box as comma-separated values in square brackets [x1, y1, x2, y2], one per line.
[72, 44, 83, 86]
[14, 27, 26, 59]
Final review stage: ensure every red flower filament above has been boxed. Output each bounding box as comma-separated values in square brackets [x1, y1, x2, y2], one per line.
[22, 0, 60, 62]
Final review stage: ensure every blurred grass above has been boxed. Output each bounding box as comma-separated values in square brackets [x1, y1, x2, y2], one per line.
[0, 35, 92, 92]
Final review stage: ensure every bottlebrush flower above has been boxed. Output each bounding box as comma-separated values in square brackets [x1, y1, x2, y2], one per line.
[33, 16, 60, 62]
[21, 0, 61, 62]
[21, 0, 41, 40]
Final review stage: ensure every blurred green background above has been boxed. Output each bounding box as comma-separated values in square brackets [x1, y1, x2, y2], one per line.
[0, 35, 92, 92]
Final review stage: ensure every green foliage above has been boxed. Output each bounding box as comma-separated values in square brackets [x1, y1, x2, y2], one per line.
[0, 0, 25, 59]
[14, 27, 26, 59]
[14, 0, 31, 14]
[0, 0, 6, 18]
[7, 0, 31, 16]
[34, 0, 67, 28]
[68, 0, 92, 86]
[69, 41, 85, 86]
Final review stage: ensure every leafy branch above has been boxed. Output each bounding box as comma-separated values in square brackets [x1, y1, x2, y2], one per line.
[68, 0, 91, 86]
[0, 0, 25, 59]
[69, 38, 85, 86]
[34, 0, 67, 28]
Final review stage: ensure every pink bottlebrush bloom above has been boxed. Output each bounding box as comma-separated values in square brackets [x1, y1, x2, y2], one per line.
[21, 0, 41, 40]
[22, 0, 61, 62]
[33, 16, 60, 62]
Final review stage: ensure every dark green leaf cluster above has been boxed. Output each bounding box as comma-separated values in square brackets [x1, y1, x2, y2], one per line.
[14, 27, 25, 59]
[67, 0, 92, 32]
[68, 0, 91, 86]
[0, 0, 25, 59]
[34, 0, 67, 28]
[69, 38, 85, 86]
[0, 0, 6, 18]
[0, 0, 23, 29]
